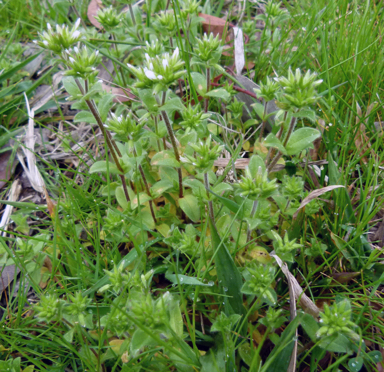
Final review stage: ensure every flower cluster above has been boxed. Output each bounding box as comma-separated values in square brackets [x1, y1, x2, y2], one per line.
[272, 232, 301, 262]
[254, 77, 280, 102]
[33, 19, 83, 54]
[127, 48, 185, 93]
[275, 68, 322, 110]
[259, 307, 287, 331]
[145, 39, 164, 57]
[238, 167, 278, 200]
[100, 262, 132, 295]
[94, 6, 121, 30]
[62, 46, 101, 81]
[317, 300, 359, 341]
[179, 104, 210, 132]
[34, 294, 65, 323]
[281, 175, 304, 200]
[241, 264, 277, 305]
[193, 33, 222, 65]
[181, 136, 224, 172]
[105, 112, 145, 140]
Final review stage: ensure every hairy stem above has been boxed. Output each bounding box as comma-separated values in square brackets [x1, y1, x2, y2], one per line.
[204, 172, 215, 222]
[138, 165, 157, 224]
[246, 200, 258, 243]
[75, 79, 130, 202]
[204, 67, 210, 113]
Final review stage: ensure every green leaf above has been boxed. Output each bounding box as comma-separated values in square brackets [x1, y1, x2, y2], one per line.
[0, 51, 43, 84]
[165, 274, 212, 286]
[98, 94, 114, 122]
[131, 192, 152, 210]
[151, 180, 173, 196]
[252, 102, 266, 120]
[209, 219, 245, 319]
[264, 133, 287, 155]
[168, 298, 183, 338]
[348, 357, 363, 372]
[52, 0, 70, 5]
[179, 195, 200, 222]
[116, 186, 130, 210]
[318, 334, 356, 353]
[366, 350, 382, 363]
[212, 183, 232, 194]
[238, 342, 255, 367]
[74, 111, 98, 125]
[205, 88, 230, 101]
[162, 97, 184, 113]
[138, 89, 159, 112]
[285, 128, 321, 155]
[292, 109, 316, 122]
[200, 335, 226, 372]
[248, 154, 266, 177]
[191, 72, 206, 95]
[62, 76, 81, 97]
[89, 161, 120, 175]
[131, 329, 158, 353]
[151, 151, 180, 168]
[301, 313, 319, 342]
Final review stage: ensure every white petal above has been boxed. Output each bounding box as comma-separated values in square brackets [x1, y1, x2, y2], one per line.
[32, 40, 37, 44]
[143, 67, 157, 80]
[47, 23, 52, 31]
[127, 63, 133, 69]
[95, 50, 99, 57]
[74, 18, 81, 29]
[74, 46, 79, 53]
[72, 30, 80, 39]
[145, 53, 150, 63]
[162, 59, 168, 68]
[69, 57, 76, 63]
[173, 47, 179, 59]
[43, 40, 49, 46]
[157, 75, 163, 80]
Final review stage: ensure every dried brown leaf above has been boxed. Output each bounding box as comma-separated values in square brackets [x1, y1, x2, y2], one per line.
[271, 253, 320, 319]
[199, 13, 229, 40]
[88, 0, 103, 29]
[293, 185, 345, 219]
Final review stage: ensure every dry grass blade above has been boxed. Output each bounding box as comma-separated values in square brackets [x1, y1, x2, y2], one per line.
[270, 252, 320, 318]
[233, 27, 244, 75]
[293, 185, 345, 219]
[0, 179, 21, 237]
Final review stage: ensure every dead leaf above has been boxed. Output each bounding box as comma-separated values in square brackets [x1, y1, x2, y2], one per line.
[233, 27, 244, 74]
[0, 266, 20, 296]
[88, 0, 103, 29]
[293, 185, 345, 219]
[331, 272, 360, 284]
[271, 253, 320, 318]
[199, 13, 229, 40]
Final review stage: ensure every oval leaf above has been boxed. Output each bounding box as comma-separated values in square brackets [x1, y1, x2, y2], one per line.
[179, 194, 200, 222]
[285, 128, 321, 155]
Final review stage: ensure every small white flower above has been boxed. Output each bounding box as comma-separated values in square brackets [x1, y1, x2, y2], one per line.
[98, 80, 103, 83]
[118, 116, 123, 123]
[74, 18, 81, 29]
[32, 40, 37, 44]
[173, 47, 179, 59]
[56, 24, 60, 33]
[95, 50, 99, 57]
[157, 75, 163, 80]
[74, 46, 79, 53]
[72, 30, 80, 39]
[162, 59, 168, 68]
[69, 57, 76, 64]
[127, 63, 134, 69]
[43, 40, 49, 46]
[144, 67, 157, 80]
[145, 53, 151, 63]
[47, 23, 52, 31]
